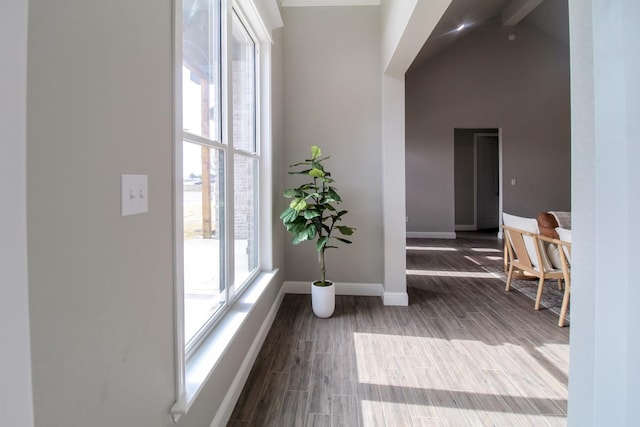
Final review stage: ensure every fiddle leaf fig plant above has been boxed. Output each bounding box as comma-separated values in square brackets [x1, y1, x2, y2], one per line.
[280, 145, 356, 286]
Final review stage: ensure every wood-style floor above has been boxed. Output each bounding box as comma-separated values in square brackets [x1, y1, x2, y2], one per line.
[227, 234, 569, 426]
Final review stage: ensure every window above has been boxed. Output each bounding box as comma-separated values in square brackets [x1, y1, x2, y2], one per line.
[178, 0, 259, 361]
[172, 0, 276, 420]
[231, 11, 258, 295]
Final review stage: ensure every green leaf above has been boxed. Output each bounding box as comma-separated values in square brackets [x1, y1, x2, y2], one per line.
[308, 168, 325, 178]
[283, 188, 302, 198]
[304, 224, 317, 240]
[292, 233, 308, 245]
[310, 161, 324, 171]
[316, 236, 329, 251]
[335, 237, 353, 244]
[290, 198, 307, 211]
[304, 210, 320, 220]
[327, 188, 342, 202]
[288, 169, 311, 175]
[336, 226, 355, 236]
[311, 145, 321, 160]
[290, 161, 312, 167]
[280, 207, 298, 223]
[289, 217, 308, 232]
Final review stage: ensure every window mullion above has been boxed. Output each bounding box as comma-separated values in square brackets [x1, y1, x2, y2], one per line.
[222, 0, 235, 298]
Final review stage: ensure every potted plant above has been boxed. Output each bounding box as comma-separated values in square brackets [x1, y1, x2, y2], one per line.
[280, 145, 355, 318]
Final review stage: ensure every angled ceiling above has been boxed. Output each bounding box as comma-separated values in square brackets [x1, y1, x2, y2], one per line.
[409, 0, 568, 70]
[280, 0, 380, 6]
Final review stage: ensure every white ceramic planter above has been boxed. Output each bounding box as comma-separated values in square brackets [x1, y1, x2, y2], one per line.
[311, 280, 335, 318]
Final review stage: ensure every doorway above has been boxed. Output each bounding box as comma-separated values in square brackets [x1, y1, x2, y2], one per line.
[454, 128, 501, 233]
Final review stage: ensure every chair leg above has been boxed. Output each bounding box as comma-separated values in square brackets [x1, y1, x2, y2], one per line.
[506, 264, 515, 292]
[558, 281, 571, 327]
[504, 240, 509, 273]
[557, 278, 563, 290]
[535, 276, 545, 310]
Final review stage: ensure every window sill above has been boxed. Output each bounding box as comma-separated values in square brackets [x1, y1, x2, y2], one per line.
[170, 269, 278, 422]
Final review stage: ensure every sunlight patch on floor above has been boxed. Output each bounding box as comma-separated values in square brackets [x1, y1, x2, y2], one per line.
[406, 269, 498, 278]
[406, 246, 458, 252]
[471, 247, 502, 253]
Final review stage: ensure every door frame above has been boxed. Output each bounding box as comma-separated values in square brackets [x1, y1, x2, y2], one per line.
[473, 130, 502, 236]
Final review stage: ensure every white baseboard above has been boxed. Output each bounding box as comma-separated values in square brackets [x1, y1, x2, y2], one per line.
[383, 292, 409, 306]
[283, 281, 384, 296]
[455, 224, 477, 231]
[211, 286, 286, 427]
[406, 232, 456, 239]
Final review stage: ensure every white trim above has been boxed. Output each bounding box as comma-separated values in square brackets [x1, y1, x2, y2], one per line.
[1, 1, 34, 424]
[498, 128, 504, 233]
[406, 232, 457, 239]
[473, 137, 478, 229]
[170, 270, 279, 422]
[455, 224, 477, 231]
[473, 132, 501, 231]
[283, 281, 384, 296]
[235, 0, 283, 43]
[281, 0, 380, 6]
[383, 292, 409, 306]
[171, 0, 186, 409]
[209, 280, 285, 427]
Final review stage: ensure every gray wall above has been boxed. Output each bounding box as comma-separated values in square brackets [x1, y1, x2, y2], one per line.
[281, 6, 384, 285]
[406, 21, 571, 233]
[26, 0, 283, 426]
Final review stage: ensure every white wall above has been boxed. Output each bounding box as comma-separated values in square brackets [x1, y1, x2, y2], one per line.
[0, 1, 34, 426]
[378, 0, 451, 302]
[380, 0, 451, 77]
[271, 27, 286, 274]
[405, 21, 571, 234]
[26, 0, 284, 426]
[568, 0, 640, 425]
[281, 6, 384, 285]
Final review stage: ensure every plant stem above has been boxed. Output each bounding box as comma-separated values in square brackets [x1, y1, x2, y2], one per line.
[320, 247, 326, 285]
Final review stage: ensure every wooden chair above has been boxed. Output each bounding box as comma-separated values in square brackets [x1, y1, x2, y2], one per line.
[539, 234, 572, 327]
[501, 224, 566, 314]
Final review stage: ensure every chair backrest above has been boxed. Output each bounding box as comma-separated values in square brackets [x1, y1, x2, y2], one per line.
[556, 227, 572, 263]
[539, 234, 572, 283]
[502, 224, 547, 272]
[502, 212, 552, 271]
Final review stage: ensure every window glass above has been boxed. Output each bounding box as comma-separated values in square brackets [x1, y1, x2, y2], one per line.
[233, 154, 258, 293]
[182, 141, 225, 345]
[182, 0, 221, 140]
[179, 0, 259, 355]
[231, 12, 256, 153]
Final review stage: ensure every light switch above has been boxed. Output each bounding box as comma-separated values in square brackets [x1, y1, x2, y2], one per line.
[121, 174, 148, 216]
[511, 178, 517, 186]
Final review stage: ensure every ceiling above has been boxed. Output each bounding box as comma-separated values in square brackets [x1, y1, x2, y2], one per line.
[278, 0, 568, 71]
[409, 0, 568, 70]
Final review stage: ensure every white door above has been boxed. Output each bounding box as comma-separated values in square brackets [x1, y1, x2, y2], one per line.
[475, 134, 499, 230]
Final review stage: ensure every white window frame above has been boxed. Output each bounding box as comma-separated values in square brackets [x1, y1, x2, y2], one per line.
[171, 0, 276, 421]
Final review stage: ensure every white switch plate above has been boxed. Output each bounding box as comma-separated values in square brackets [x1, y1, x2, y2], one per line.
[121, 174, 148, 216]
